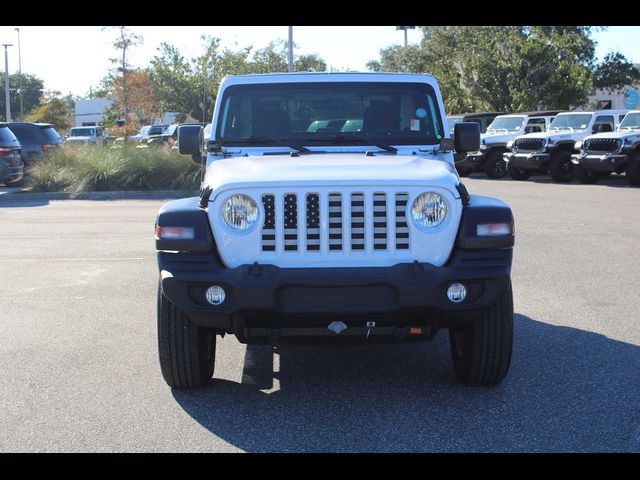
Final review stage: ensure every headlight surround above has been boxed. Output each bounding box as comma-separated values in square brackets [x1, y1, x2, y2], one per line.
[574, 140, 582, 150]
[222, 194, 259, 231]
[506, 140, 514, 150]
[411, 192, 448, 230]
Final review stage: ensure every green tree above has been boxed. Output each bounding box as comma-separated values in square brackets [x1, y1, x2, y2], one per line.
[103, 26, 144, 134]
[592, 52, 640, 93]
[0, 72, 44, 121]
[147, 36, 327, 122]
[26, 91, 70, 131]
[368, 26, 640, 114]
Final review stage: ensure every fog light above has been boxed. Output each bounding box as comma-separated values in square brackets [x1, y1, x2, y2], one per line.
[447, 283, 466, 303]
[205, 286, 226, 305]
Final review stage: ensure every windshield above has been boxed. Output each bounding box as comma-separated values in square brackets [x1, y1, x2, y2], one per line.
[619, 112, 640, 129]
[70, 128, 95, 137]
[217, 81, 444, 148]
[165, 124, 179, 135]
[549, 114, 592, 131]
[40, 127, 63, 144]
[148, 126, 164, 135]
[487, 116, 524, 132]
[447, 116, 463, 134]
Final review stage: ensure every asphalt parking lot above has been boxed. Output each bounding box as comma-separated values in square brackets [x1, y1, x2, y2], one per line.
[1, 174, 639, 452]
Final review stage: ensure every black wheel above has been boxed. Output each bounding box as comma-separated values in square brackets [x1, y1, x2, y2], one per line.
[456, 167, 472, 177]
[157, 280, 216, 388]
[573, 164, 603, 184]
[507, 162, 533, 181]
[482, 150, 507, 179]
[549, 150, 573, 182]
[626, 152, 640, 186]
[449, 281, 513, 386]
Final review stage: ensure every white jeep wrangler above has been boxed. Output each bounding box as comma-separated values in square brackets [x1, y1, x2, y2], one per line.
[155, 72, 515, 389]
[457, 112, 559, 178]
[571, 110, 640, 186]
[504, 110, 628, 182]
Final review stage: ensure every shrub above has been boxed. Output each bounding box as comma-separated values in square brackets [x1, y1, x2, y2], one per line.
[26, 144, 202, 194]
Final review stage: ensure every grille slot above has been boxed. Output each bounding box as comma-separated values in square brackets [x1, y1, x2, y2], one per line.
[328, 193, 343, 251]
[373, 192, 387, 250]
[283, 194, 298, 251]
[351, 193, 365, 251]
[395, 193, 409, 250]
[306, 193, 320, 251]
[261, 195, 275, 251]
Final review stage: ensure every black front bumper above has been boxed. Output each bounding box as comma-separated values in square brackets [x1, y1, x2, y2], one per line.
[158, 248, 512, 335]
[456, 151, 486, 169]
[504, 151, 550, 171]
[571, 152, 628, 173]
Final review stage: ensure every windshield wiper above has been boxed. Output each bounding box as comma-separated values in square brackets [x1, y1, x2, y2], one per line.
[221, 136, 310, 153]
[304, 134, 398, 153]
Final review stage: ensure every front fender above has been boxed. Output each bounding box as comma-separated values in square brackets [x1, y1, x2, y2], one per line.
[155, 196, 214, 252]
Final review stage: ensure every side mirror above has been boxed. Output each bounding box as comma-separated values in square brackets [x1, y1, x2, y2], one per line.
[453, 122, 481, 153]
[178, 124, 203, 158]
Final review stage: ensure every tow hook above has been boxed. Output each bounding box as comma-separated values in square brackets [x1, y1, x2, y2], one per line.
[366, 321, 375, 338]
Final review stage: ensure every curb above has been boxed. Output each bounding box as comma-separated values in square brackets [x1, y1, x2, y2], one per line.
[0, 189, 199, 202]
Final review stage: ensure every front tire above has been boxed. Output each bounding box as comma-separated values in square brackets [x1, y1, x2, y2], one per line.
[449, 281, 513, 386]
[573, 164, 603, 184]
[626, 152, 640, 186]
[157, 280, 216, 388]
[483, 150, 507, 179]
[456, 167, 472, 177]
[549, 150, 573, 182]
[507, 162, 533, 181]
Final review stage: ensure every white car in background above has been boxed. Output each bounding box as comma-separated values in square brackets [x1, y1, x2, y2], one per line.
[65, 126, 106, 145]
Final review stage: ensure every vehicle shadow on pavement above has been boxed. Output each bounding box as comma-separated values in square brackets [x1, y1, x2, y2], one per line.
[0, 199, 50, 208]
[172, 314, 640, 452]
[467, 172, 633, 188]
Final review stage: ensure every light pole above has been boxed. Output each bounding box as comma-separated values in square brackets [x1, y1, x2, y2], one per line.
[288, 26, 293, 72]
[396, 26, 416, 48]
[15, 28, 23, 121]
[2, 44, 13, 123]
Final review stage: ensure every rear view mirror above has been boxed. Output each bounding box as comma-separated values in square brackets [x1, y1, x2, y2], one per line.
[454, 122, 481, 153]
[178, 124, 203, 161]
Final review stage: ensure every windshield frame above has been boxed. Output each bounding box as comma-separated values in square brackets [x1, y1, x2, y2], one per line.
[214, 81, 445, 149]
[69, 128, 96, 137]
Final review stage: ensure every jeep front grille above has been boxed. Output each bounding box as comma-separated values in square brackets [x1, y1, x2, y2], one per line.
[584, 138, 619, 153]
[514, 138, 545, 151]
[260, 191, 410, 253]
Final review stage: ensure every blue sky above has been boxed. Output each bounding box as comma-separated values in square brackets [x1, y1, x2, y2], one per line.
[0, 26, 637, 97]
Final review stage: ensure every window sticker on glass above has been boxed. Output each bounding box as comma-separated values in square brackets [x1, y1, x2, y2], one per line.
[410, 119, 420, 131]
[580, 124, 587, 128]
[415, 108, 427, 118]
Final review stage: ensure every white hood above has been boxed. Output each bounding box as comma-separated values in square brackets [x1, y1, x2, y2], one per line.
[204, 153, 460, 200]
[482, 132, 516, 145]
[583, 130, 640, 142]
[518, 130, 584, 143]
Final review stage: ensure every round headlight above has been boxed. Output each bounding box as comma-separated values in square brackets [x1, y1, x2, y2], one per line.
[411, 192, 448, 229]
[222, 194, 258, 230]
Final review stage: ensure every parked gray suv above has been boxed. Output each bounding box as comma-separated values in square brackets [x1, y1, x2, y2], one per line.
[0, 123, 23, 185]
[7, 123, 63, 166]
